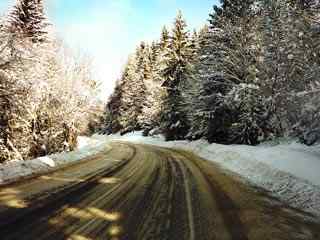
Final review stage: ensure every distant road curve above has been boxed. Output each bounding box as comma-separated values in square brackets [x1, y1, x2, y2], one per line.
[0, 142, 319, 240]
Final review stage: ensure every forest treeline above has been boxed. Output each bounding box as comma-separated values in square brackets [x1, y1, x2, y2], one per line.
[0, 0, 102, 163]
[103, 0, 320, 146]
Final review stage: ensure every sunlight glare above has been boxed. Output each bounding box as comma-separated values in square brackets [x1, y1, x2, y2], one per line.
[98, 177, 121, 184]
[69, 234, 93, 240]
[0, 188, 27, 209]
[64, 207, 93, 220]
[108, 225, 123, 236]
[40, 176, 85, 183]
[87, 207, 121, 221]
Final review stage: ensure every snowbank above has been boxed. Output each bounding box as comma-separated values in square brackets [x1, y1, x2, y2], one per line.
[0, 136, 109, 186]
[77, 136, 101, 149]
[96, 132, 320, 217]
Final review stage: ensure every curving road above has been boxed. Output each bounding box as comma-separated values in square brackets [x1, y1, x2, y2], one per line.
[0, 142, 319, 240]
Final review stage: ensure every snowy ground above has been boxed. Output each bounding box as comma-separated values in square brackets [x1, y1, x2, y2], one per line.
[94, 132, 320, 218]
[0, 136, 108, 186]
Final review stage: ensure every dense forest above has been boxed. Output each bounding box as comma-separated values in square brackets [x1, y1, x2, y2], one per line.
[1, 0, 319, 163]
[0, 0, 102, 163]
[103, 0, 320, 146]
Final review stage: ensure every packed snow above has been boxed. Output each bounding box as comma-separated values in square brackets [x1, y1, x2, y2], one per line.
[38, 156, 56, 168]
[94, 132, 320, 218]
[0, 136, 108, 186]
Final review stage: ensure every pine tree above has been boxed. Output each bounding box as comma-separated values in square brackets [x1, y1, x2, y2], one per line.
[155, 25, 170, 84]
[118, 43, 147, 134]
[137, 44, 156, 133]
[138, 27, 170, 135]
[7, 0, 49, 42]
[103, 79, 123, 134]
[187, 1, 274, 144]
[186, 24, 226, 141]
[289, 0, 320, 144]
[159, 11, 194, 140]
[150, 41, 159, 67]
[217, 0, 255, 19]
[0, 0, 50, 161]
[139, 83, 166, 135]
[257, 0, 318, 135]
[257, 0, 292, 134]
[101, 0, 320, 146]
[159, 26, 170, 50]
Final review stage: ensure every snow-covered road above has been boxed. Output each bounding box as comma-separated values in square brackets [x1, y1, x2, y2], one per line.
[94, 132, 320, 218]
[0, 142, 319, 240]
[1, 132, 320, 219]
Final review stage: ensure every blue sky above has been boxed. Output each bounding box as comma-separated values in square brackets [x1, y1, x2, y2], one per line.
[0, 0, 218, 96]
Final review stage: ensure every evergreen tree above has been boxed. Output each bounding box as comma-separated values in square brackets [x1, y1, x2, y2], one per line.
[137, 44, 156, 133]
[257, 0, 294, 133]
[150, 41, 159, 67]
[102, 1, 320, 146]
[7, 0, 49, 42]
[187, 1, 274, 144]
[154, 26, 170, 85]
[159, 11, 194, 140]
[138, 27, 170, 135]
[222, 1, 275, 144]
[290, 0, 320, 144]
[118, 43, 147, 134]
[159, 26, 170, 50]
[139, 83, 166, 135]
[103, 79, 123, 134]
[186, 24, 228, 141]
[257, 0, 319, 135]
